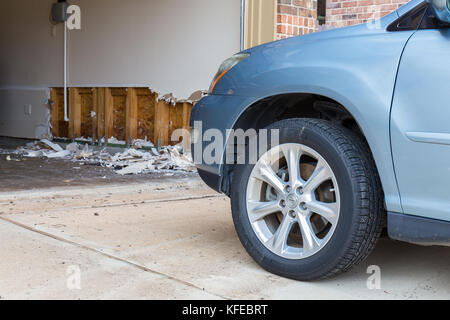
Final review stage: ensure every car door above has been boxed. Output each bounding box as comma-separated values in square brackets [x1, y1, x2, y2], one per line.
[391, 8, 450, 222]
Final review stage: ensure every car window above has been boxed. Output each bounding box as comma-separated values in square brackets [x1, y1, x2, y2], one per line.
[419, 6, 450, 29]
[387, 3, 427, 31]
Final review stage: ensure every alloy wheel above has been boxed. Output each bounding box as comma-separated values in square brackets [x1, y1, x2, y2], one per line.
[246, 143, 340, 259]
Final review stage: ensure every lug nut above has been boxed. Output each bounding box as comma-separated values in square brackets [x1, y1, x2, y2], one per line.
[299, 202, 307, 210]
[297, 187, 304, 195]
[285, 185, 292, 193]
[280, 200, 286, 208]
[289, 210, 296, 218]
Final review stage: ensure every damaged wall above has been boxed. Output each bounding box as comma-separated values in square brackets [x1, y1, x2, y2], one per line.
[0, 0, 241, 139]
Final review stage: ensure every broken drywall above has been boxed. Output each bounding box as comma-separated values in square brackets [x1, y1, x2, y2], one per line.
[11, 139, 195, 175]
[0, 88, 52, 140]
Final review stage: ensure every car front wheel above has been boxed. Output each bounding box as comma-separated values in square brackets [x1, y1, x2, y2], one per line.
[230, 118, 384, 280]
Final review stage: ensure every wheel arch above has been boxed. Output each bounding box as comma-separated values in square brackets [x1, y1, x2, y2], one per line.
[220, 92, 384, 201]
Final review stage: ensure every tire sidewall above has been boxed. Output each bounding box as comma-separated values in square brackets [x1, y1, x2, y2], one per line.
[231, 121, 361, 280]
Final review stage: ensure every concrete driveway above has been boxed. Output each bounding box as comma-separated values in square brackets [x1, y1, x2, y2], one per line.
[0, 176, 449, 300]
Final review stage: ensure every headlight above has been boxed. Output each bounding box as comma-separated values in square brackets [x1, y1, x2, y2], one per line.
[209, 53, 250, 94]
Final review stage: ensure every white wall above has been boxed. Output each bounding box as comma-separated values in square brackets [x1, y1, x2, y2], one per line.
[68, 0, 241, 98]
[0, 89, 50, 139]
[0, 0, 241, 138]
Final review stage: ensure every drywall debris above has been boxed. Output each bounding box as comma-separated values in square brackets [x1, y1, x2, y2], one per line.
[132, 139, 154, 149]
[6, 155, 21, 162]
[40, 139, 64, 152]
[187, 90, 207, 103]
[115, 162, 152, 175]
[157, 93, 177, 106]
[45, 150, 71, 158]
[12, 139, 195, 175]
[108, 137, 126, 145]
[23, 150, 44, 158]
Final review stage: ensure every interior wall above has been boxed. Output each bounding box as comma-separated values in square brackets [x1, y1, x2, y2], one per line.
[0, 89, 50, 139]
[67, 0, 241, 98]
[0, 0, 241, 138]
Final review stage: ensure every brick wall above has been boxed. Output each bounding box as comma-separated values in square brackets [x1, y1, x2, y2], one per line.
[276, 0, 318, 39]
[276, 0, 411, 39]
[326, 0, 410, 28]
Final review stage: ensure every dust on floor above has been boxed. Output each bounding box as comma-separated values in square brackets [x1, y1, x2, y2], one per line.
[0, 136, 197, 192]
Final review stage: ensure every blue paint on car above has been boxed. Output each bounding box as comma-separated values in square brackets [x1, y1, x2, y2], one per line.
[190, 0, 450, 249]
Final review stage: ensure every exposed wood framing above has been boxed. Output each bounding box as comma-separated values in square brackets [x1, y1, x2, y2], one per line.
[51, 87, 196, 146]
[180, 102, 193, 149]
[95, 88, 106, 139]
[68, 88, 81, 139]
[182, 102, 193, 132]
[136, 88, 156, 142]
[126, 87, 138, 141]
[154, 100, 170, 146]
[79, 88, 94, 138]
[92, 88, 99, 140]
[104, 88, 114, 139]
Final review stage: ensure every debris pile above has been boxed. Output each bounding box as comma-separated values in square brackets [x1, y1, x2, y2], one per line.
[13, 139, 195, 175]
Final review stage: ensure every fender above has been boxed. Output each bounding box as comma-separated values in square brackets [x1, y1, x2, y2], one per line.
[193, 9, 417, 213]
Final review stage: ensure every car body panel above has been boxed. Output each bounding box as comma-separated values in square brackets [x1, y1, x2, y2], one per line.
[192, 10, 414, 213]
[391, 28, 450, 222]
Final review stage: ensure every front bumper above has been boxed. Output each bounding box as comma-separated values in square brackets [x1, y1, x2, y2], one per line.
[190, 94, 257, 192]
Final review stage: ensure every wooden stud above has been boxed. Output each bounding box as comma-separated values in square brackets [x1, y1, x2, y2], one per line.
[92, 88, 98, 141]
[181, 102, 193, 149]
[95, 88, 105, 139]
[125, 87, 138, 141]
[182, 102, 193, 131]
[68, 88, 81, 139]
[154, 99, 170, 146]
[104, 87, 114, 139]
[50, 88, 60, 137]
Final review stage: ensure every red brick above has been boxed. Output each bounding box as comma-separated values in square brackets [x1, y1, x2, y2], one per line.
[380, 4, 399, 11]
[357, 0, 374, 6]
[343, 1, 358, 8]
[332, 8, 347, 14]
[278, 4, 298, 15]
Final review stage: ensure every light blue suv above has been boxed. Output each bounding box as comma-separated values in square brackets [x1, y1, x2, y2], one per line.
[190, 0, 450, 280]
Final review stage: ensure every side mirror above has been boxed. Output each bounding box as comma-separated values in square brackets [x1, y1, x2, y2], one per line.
[428, 0, 450, 23]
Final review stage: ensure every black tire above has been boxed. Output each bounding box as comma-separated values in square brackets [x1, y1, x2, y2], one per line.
[230, 118, 384, 280]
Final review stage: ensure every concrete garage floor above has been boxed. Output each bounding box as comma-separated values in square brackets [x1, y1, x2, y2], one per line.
[0, 174, 449, 299]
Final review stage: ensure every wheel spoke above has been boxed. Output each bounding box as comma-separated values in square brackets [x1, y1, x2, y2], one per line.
[255, 160, 286, 195]
[297, 214, 321, 255]
[306, 200, 339, 225]
[266, 215, 294, 254]
[281, 145, 302, 187]
[303, 160, 332, 193]
[248, 200, 280, 222]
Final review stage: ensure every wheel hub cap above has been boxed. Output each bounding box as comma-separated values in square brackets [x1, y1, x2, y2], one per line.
[286, 194, 299, 209]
